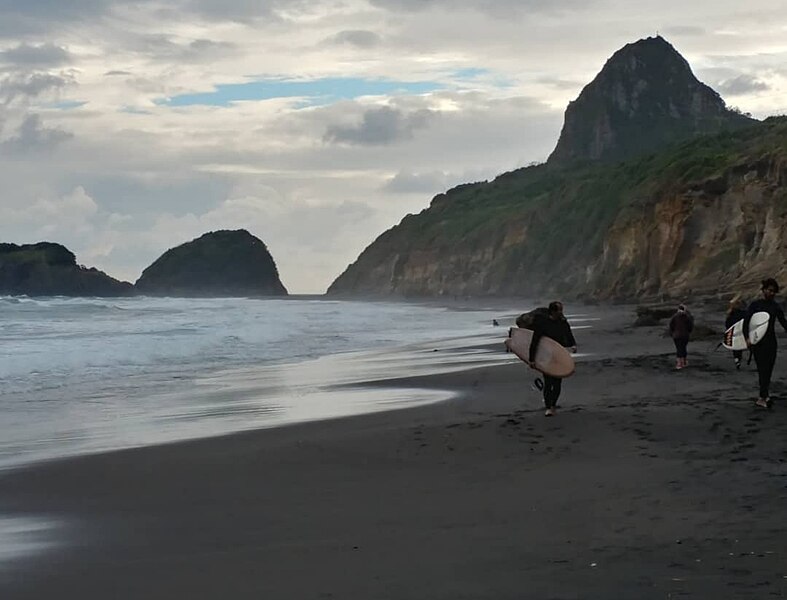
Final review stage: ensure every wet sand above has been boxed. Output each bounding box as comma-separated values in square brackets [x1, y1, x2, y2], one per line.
[1, 306, 787, 599]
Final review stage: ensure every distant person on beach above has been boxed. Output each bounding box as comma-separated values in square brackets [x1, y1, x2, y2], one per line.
[669, 304, 694, 369]
[528, 301, 577, 417]
[744, 278, 787, 409]
[725, 295, 748, 369]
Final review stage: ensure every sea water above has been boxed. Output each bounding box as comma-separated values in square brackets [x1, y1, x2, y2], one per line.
[0, 295, 525, 469]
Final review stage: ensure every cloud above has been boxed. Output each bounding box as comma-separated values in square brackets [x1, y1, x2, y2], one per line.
[324, 106, 436, 146]
[0, 114, 73, 154]
[0, 72, 72, 105]
[383, 170, 450, 193]
[368, 0, 589, 16]
[326, 30, 383, 49]
[716, 74, 770, 96]
[0, 43, 72, 68]
[659, 25, 705, 37]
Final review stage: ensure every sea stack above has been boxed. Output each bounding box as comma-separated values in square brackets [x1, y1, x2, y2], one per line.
[135, 229, 288, 297]
[0, 242, 133, 297]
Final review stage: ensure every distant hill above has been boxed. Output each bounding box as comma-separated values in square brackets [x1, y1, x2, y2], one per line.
[0, 242, 133, 297]
[548, 36, 754, 164]
[135, 229, 288, 297]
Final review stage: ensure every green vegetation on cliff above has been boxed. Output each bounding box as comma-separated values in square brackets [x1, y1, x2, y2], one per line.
[0, 242, 133, 297]
[135, 229, 288, 297]
[329, 117, 787, 299]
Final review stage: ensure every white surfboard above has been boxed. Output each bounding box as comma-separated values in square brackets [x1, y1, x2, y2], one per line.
[749, 311, 771, 346]
[722, 319, 747, 350]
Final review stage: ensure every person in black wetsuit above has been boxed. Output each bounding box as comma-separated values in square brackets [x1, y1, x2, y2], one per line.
[527, 301, 577, 417]
[725, 295, 747, 370]
[669, 304, 694, 369]
[744, 278, 787, 408]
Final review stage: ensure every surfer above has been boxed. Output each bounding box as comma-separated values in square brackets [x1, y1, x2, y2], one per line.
[744, 278, 787, 408]
[725, 296, 748, 369]
[527, 301, 577, 417]
[669, 304, 694, 369]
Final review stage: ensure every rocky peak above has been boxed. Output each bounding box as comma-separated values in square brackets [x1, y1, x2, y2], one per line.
[548, 36, 754, 164]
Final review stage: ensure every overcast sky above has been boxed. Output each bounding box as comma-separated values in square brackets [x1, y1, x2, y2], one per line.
[0, 0, 785, 293]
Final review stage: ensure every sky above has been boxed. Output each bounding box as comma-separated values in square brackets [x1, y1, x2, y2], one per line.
[0, 1, 785, 293]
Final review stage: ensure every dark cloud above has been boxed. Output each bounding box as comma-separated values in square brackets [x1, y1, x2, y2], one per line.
[0, 114, 72, 155]
[0, 0, 132, 36]
[324, 106, 435, 146]
[0, 43, 71, 68]
[122, 34, 235, 62]
[369, 0, 588, 16]
[104, 70, 133, 76]
[0, 72, 71, 105]
[179, 0, 309, 22]
[717, 74, 770, 96]
[327, 30, 383, 49]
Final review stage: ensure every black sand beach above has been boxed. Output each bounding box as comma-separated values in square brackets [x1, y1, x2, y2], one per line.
[2, 306, 787, 599]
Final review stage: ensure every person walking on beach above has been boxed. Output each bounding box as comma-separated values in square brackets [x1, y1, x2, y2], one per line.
[528, 301, 577, 417]
[744, 278, 787, 409]
[669, 304, 694, 369]
[725, 295, 748, 370]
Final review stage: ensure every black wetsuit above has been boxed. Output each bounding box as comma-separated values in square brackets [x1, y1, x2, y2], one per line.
[743, 299, 787, 399]
[669, 311, 694, 359]
[725, 308, 747, 362]
[528, 314, 576, 409]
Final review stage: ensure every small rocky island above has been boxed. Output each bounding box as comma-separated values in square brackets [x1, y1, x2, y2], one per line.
[0, 242, 133, 297]
[135, 229, 288, 297]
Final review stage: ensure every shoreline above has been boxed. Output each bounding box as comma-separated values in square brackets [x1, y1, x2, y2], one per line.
[3, 305, 787, 598]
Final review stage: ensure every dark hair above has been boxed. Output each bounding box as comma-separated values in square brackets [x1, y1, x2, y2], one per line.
[678, 304, 686, 311]
[762, 278, 780, 293]
[548, 301, 563, 314]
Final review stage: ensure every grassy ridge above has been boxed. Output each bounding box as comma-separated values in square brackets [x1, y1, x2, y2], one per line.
[330, 116, 787, 295]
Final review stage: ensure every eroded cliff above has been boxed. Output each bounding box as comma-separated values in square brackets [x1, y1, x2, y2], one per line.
[329, 118, 787, 300]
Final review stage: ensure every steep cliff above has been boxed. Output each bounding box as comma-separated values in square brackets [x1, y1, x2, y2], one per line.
[0, 242, 133, 297]
[328, 36, 781, 301]
[548, 36, 754, 164]
[135, 229, 288, 297]
[328, 117, 787, 300]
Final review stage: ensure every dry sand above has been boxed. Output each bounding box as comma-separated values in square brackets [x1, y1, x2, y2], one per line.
[1, 305, 787, 599]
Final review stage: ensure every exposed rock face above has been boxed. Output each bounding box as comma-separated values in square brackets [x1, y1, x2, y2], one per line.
[548, 36, 753, 164]
[135, 229, 288, 297]
[0, 242, 133, 296]
[328, 117, 787, 301]
[592, 151, 787, 298]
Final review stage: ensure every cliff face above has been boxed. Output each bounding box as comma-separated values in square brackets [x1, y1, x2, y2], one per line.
[327, 36, 782, 301]
[329, 118, 787, 300]
[0, 242, 133, 297]
[135, 229, 288, 297]
[548, 36, 753, 164]
[592, 154, 787, 298]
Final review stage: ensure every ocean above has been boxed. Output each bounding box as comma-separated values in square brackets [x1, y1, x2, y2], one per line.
[0, 295, 526, 470]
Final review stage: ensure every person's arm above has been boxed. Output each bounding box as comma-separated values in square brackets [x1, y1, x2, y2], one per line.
[669, 314, 676, 334]
[777, 305, 787, 333]
[687, 314, 694, 333]
[528, 318, 542, 364]
[743, 303, 756, 339]
[564, 320, 577, 351]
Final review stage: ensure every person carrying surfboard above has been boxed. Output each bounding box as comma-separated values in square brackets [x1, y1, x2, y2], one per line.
[744, 278, 787, 409]
[527, 301, 577, 417]
[725, 296, 748, 369]
[669, 304, 694, 369]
